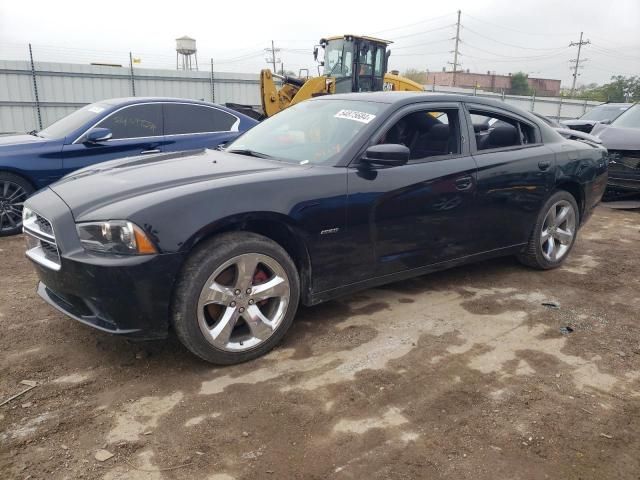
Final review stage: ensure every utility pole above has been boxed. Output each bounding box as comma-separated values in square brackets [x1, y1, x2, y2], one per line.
[265, 41, 280, 72]
[449, 10, 462, 87]
[271, 40, 277, 72]
[569, 32, 590, 97]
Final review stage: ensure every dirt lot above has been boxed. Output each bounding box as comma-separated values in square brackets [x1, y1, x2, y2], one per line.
[1, 205, 639, 480]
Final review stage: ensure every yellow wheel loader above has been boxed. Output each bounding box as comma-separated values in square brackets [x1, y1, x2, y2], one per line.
[259, 35, 424, 117]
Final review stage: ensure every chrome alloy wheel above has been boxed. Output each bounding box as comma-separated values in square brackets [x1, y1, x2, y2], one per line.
[540, 199, 576, 262]
[197, 253, 291, 352]
[0, 180, 28, 233]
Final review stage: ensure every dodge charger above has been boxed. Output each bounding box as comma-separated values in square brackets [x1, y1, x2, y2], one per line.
[23, 93, 609, 364]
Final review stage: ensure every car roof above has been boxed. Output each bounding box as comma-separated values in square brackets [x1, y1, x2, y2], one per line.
[95, 97, 256, 122]
[99, 97, 221, 107]
[314, 91, 540, 120]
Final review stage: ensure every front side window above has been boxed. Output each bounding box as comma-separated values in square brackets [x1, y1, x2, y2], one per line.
[164, 104, 236, 135]
[377, 109, 461, 161]
[227, 99, 385, 165]
[610, 104, 640, 130]
[470, 109, 536, 151]
[96, 104, 162, 140]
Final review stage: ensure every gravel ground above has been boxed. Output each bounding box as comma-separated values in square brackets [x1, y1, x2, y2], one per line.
[1, 205, 639, 480]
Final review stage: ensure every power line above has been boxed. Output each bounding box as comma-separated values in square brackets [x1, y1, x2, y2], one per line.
[569, 32, 590, 96]
[392, 24, 455, 41]
[370, 11, 457, 35]
[462, 26, 569, 51]
[463, 13, 574, 38]
[462, 43, 567, 60]
[393, 38, 451, 50]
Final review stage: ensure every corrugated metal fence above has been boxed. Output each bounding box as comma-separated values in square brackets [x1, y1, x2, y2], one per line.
[0, 60, 262, 133]
[0, 59, 603, 134]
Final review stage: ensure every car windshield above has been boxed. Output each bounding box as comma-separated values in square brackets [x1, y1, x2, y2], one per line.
[610, 104, 640, 129]
[38, 102, 110, 139]
[322, 39, 354, 78]
[580, 105, 629, 122]
[226, 99, 385, 165]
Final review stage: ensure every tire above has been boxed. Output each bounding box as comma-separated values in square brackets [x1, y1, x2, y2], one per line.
[0, 172, 34, 237]
[518, 190, 580, 270]
[172, 231, 300, 364]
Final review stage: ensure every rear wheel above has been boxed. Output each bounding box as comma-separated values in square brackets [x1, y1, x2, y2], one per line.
[518, 190, 579, 270]
[0, 172, 34, 237]
[172, 232, 300, 364]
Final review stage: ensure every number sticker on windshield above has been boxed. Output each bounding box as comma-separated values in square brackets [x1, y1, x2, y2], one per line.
[334, 109, 376, 124]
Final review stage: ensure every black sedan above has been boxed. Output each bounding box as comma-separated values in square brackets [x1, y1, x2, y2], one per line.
[23, 93, 608, 364]
[592, 103, 640, 195]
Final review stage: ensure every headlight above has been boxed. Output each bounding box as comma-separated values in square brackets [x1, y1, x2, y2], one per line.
[76, 221, 157, 255]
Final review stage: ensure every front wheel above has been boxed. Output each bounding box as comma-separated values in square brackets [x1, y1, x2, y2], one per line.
[172, 232, 300, 364]
[0, 172, 34, 237]
[518, 190, 580, 270]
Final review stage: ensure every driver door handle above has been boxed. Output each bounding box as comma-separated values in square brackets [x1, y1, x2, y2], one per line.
[455, 176, 473, 191]
[141, 149, 161, 154]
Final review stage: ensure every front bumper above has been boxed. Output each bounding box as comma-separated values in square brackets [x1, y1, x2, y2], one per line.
[607, 151, 640, 192]
[24, 188, 185, 340]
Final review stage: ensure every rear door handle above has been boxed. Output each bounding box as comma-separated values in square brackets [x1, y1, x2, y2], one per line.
[141, 149, 161, 154]
[455, 176, 473, 191]
[538, 160, 551, 171]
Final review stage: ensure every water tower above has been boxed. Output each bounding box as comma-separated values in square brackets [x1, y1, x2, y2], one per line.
[176, 36, 198, 70]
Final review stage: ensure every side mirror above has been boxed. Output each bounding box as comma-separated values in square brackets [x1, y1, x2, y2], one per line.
[313, 46, 319, 61]
[360, 144, 409, 167]
[84, 127, 112, 143]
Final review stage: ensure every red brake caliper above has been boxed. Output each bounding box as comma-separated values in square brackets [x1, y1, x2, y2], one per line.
[252, 268, 270, 306]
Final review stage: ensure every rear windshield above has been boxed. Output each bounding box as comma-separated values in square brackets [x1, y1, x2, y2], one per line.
[39, 102, 110, 139]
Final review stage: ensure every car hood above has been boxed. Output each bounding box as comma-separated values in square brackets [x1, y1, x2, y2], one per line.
[0, 133, 49, 147]
[49, 148, 290, 219]
[563, 119, 598, 127]
[592, 125, 640, 150]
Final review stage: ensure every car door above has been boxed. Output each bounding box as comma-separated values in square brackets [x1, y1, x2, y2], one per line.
[464, 104, 556, 252]
[163, 103, 241, 152]
[61, 103, 164, 174]
[345, 102, 479, 280]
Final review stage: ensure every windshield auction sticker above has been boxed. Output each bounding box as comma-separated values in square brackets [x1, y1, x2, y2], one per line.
[334, 110, 376, 124]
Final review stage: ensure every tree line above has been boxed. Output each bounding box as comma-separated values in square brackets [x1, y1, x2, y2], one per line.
[402, 68, 639, 102]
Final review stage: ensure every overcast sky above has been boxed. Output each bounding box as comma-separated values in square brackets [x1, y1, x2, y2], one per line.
[1, 0, 638, 87]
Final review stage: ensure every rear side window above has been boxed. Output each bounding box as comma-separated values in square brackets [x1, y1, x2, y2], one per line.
[470, 109, 537, 151]
[96, 104, 162, 140]
[164, 104, 237, 135]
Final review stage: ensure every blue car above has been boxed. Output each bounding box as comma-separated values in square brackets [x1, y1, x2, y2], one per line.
[0, 97, 257, 236]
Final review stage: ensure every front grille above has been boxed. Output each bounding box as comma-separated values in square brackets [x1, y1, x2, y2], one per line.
[23, 211, 61, 270]
[35, 214, 54, 236]
[40, 241, 59, 263]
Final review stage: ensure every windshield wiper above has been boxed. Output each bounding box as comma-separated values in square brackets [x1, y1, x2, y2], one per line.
[27, 130, 41, 137]
[226, 149, 273, 159]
